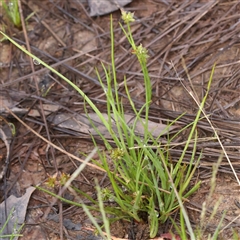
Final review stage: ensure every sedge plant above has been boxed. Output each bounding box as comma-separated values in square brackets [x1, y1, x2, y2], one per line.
[85, 11, 203, 238]
[0, 11, 214, 239]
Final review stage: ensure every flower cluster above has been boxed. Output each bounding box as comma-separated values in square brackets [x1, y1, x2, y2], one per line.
[121, 10, 135, 24]
[46, 172, 70, 188]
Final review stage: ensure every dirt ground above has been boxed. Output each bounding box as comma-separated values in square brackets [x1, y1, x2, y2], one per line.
[1, 0, 240, 239]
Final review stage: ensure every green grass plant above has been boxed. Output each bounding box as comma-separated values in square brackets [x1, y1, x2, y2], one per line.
[0, 207, 24, 239]
[193, 154, 226, 240]
[1, 0, 21, 28]
[0, 11, 221, 239]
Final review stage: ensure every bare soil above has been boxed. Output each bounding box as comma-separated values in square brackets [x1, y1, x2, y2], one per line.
[1, 0, 240, 239]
